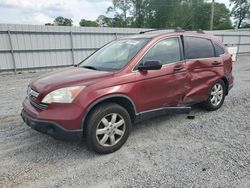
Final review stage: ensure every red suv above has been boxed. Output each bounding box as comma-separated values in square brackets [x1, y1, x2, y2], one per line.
[21, 31, 234, 153]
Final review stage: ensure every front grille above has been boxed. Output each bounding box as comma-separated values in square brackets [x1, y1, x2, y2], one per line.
[27, 87, 39, 98]
[29, 96, 48, 111]
[27, 87, 48, 111]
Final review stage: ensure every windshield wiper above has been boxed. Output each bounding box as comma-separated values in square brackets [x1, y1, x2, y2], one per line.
[81, 66, 98, 70]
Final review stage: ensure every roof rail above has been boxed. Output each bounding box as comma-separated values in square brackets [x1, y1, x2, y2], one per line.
[139, 28, 205, 35]
[140, 28, 183, 34]
[139, 29, 157, 34]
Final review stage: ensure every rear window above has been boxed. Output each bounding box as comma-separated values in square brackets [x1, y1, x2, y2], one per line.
[184, 37, 215, 59]
[214, 43, 225, 56]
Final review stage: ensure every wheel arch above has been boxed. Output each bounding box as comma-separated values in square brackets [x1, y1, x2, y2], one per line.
[81, 94, 137, 130]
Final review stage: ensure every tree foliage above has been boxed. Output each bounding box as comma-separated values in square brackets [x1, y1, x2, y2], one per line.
[106, 0, 133, 27]
[213, 3, 232, 30]
[79, 19, 99, 27]
[45, 1, 234, 30]
[96, 15, 113, 27]
[53, 16, 73, 26]
[230, 0, 250, 28]
[98, 0, 232, 30]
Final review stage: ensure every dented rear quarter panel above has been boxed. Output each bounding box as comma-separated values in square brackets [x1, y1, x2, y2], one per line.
[183, 57, 224, 104]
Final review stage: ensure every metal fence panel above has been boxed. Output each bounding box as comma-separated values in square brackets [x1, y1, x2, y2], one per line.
[0, 23, 249, 73]
[0, 53, 12, 70]
[0, 33, 10, 50]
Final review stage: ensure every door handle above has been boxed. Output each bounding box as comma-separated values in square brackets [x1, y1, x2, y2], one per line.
[174, 66, 184, 72]
[212, 61, 222, 65]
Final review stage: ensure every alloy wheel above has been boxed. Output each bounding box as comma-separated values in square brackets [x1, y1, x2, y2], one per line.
[210, 83, 224, 106]
[96, 113, 126, 147]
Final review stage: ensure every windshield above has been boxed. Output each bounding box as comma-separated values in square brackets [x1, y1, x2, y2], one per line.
[79, 39, 149, 71]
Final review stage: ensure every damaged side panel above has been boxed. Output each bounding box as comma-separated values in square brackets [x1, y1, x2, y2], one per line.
[183, 58, 224, 105]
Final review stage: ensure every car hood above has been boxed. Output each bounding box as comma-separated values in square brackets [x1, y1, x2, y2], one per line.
[30, 67, 114, 94]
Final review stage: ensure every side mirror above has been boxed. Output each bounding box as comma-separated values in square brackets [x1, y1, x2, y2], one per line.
[138, 61, 162, 71]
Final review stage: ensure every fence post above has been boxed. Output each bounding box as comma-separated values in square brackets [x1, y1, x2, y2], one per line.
[221, 35, 224, 43]
[7, 30, 17, 74]
[70, 31, 75, 65]
[236, 35, 241, 61]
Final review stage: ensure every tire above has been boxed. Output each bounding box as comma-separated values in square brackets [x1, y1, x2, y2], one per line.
[203, 79, 226, 111]
[85, 103, 131, 154]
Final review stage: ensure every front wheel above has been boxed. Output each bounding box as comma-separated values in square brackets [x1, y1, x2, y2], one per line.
[85, 103, 131, 154]
[203, 80, 226, 111]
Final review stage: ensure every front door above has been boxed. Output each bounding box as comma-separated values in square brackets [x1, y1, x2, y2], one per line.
[134, 37, 189, 112]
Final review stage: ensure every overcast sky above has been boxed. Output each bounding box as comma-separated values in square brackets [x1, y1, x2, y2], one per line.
[0, 0, 230, 26]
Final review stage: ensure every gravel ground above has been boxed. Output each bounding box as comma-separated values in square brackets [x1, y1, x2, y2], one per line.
[1, 55, 250, 188]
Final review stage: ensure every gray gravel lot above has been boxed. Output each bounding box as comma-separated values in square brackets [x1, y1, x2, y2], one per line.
[1, 55, 250, 188]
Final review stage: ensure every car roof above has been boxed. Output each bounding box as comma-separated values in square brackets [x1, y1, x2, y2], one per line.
[123, 30, 219, 42]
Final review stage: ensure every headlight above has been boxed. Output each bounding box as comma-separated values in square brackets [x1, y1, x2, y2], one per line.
[42, 86, 85, 104]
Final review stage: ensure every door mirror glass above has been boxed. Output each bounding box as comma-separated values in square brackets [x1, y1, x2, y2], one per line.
[138, 61, 162, 71]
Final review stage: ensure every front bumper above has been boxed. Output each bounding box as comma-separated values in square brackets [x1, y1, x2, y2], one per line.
[21, 110, 82, 140]
[22, 97, 83, 130]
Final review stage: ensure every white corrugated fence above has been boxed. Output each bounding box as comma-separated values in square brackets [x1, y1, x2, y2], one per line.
[0, 24, 249, 73]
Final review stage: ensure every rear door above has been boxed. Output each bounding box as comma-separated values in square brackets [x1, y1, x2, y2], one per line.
[183, 36, 224, 104]
[134, 37, 189, 112]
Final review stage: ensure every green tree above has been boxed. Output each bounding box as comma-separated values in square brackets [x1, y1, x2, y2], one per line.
[145, 0, 180, 28]
[213, 3, 232, 30]
[130, 0, 146, 27]
[230, 0, 250, 28]
[241, 23, 250, 28]
[96, 15, 113, 27]
[54, 16, 73, 26]
[170, 1, 232, 30]
[97, 0, 232, 30]
[79, 19, 99, 27]
[107, 0, 133, 27]
[185, 2, 232, 30]
[167, 0, 204, 30]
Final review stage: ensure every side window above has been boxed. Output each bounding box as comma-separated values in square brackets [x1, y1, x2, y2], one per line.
[141, 38, 182, 65]
[184, 37, 215, 59]
[214, 43, 225, 57]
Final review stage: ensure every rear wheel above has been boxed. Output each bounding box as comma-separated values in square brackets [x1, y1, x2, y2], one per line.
[85, 103, 131, 154]
[203, 80, 226, 111]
